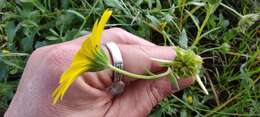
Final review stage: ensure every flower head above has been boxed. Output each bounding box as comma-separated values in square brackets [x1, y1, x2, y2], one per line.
[151, 47, 208, 94]
[187, 95, 193, 104]
[52, 9, 112, 104]
[171, 47, 203, 77]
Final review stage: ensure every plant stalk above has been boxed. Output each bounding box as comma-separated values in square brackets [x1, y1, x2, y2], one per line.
[191, 12, 211, 48]
[220, 3, 243, 18]
[108, 64, 171, 80]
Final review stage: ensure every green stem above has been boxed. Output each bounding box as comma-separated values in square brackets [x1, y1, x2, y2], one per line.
[179, 0, 187, 30]
[191, 12, 211, 48]
[32, 1, 46, 13]
[107, 64, 171, 80]
[199, 46, 220, 54]
[150, 57, 173, 64]
[79, 19, 87, 32]
[162, 30, 174, 46]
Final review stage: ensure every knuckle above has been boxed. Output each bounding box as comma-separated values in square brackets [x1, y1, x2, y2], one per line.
[45, 45, 73, 65]
[107, 28, 128, 42]
[44, 45, 78, 74]
[29, 45, 53, 62]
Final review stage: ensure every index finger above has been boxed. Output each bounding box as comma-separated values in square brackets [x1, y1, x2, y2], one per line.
[63, 28, 156, 46]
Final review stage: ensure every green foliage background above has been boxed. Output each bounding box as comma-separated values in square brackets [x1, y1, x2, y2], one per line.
[0, 0, 259, 116]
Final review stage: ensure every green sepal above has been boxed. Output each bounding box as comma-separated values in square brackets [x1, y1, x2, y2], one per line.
[88, 48, 109, 72]
[163, 47, 203, 78]
[169, 72, 180, 90]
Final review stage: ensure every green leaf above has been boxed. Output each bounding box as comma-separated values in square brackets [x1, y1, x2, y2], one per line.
[21, 37, 33, 52]
[146, 0, 154, 9]
[146, 14, 160, 28]
[206, 0, 221, 14]
[64, 29, 78, 41]
[20, 0, 46, 12]
[0, 59, 23, 70]
[178, 29, 188, 49]
[0, 61, 8, 81]
[104, 0, 124, 10]
[20, 0, 36, 3]
[61, 0, 70, 9]
[223, 28, 239, 41]
[56, 13, 75, 29]
[164, 14, 173, 23]
[155, 0, 161, 10]
[180, 109, 188, 117]
[5, 21, 20, 51]
[35, 41, 47, 48]
[5, 22, 16, 43]
[21, 20, 39, 28]
[220, 42, 230, 53]
[0, 0, 11, 9]
[49, 29, 59, 37]
[45, 36, 59, 41]
[187, 1, 205, 6]
[199, 27, 220, 39]
[149, 109, 162, 117]
[10, 69, 18, 75]
[238, 14, 260, 33]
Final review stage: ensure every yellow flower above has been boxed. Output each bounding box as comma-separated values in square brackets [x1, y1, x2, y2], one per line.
[2, 49, 10, 54]
[187, 95, 193, 104]
[52, 9, 112, 104]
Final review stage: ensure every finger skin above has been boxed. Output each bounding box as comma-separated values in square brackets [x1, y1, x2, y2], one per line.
[118, 44, 175, 74]
[64, 28, 156, 46]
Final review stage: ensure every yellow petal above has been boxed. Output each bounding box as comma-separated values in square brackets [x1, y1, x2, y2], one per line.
[59, 53, 90, 83]
[82, 20, 99, 51]
[187, 96, 193, 104]
[94, 9, 112, 48]
[52, 66, 87, 104]
[81, 9, 112, 51]
[52, 9, 112, 104]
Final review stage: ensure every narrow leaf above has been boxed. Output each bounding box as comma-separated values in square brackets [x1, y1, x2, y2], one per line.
[146, 15, 161, 27]
[169, 72, 180, 90]
[46, 36, 59, 41]
[67, 10, 85, 20]
[200, 27, 220, 39]
[187, 1, 205, 6]
[195, 74, 208, 95]
[185, 9, 200, 30]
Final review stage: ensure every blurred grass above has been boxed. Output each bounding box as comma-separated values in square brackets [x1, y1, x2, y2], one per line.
[0, 0, 259, 116]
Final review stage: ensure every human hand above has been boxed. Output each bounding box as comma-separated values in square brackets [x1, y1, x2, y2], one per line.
[5, 28, 193, 117]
